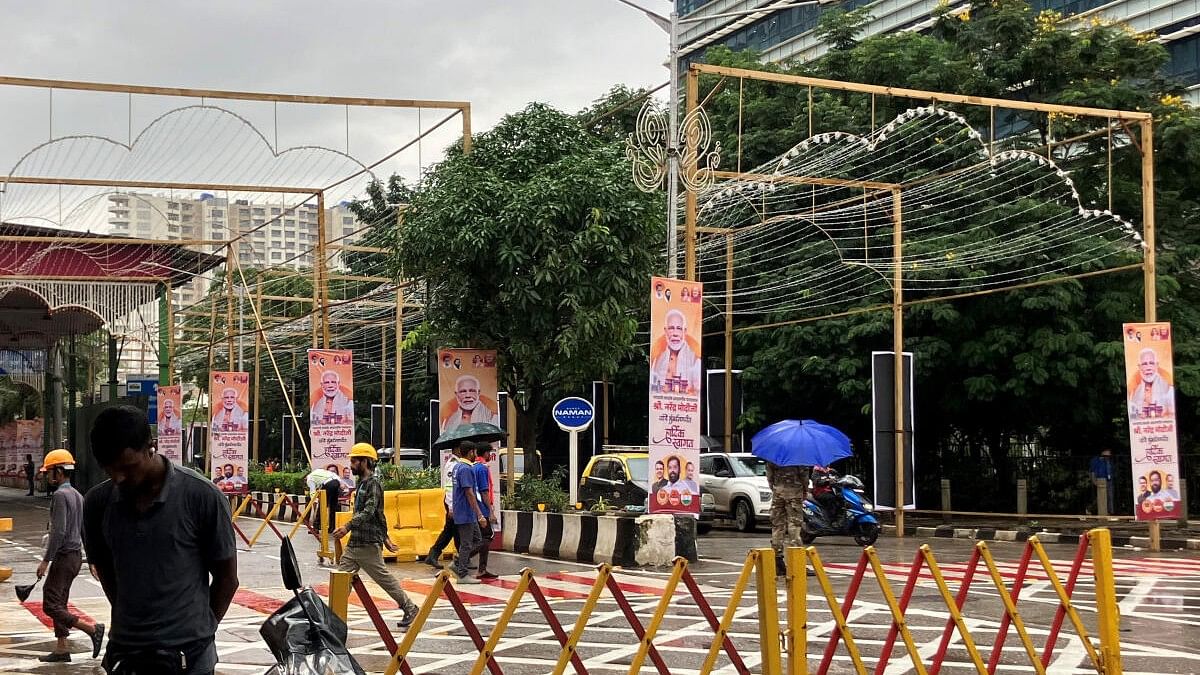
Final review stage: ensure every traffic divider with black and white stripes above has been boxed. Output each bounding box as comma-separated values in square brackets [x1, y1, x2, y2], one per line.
[499, 510, 697, 567]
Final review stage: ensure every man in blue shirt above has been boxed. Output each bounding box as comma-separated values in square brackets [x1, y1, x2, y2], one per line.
[1088, 449, 1115, 515]
[449, 441, 486, 584]
[471, 442, 498, 580]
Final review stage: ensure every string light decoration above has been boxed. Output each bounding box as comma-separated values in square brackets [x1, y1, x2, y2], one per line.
[691, 106, 1144, 324]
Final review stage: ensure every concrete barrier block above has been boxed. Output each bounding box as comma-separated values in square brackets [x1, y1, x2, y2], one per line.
[634, 515, 676, 567]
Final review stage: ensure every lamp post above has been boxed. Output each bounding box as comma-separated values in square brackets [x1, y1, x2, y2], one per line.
[615, 0, 831, 278]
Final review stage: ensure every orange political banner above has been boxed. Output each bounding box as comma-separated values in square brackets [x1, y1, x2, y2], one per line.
[437, 349, 500, 434]
[648, 276, 704, 516]
[157, 384, 184, 465]
[209, 371, 250, 495]
[1123, 322, 1181, 521]
[308, 349, 355, 488]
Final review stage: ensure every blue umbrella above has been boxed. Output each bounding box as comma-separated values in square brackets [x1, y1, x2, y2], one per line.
[750, 419, 852, 467]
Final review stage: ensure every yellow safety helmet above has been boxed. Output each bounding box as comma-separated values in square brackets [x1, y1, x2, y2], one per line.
[349, 442, 378, 461]
[40, 449, 75, 473]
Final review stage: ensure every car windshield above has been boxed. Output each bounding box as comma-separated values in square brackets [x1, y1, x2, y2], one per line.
[625, 457, 649, 486]
[398, 457, 424, 469]
[731, 456, 767, 477]
[500, 453, 524, 474]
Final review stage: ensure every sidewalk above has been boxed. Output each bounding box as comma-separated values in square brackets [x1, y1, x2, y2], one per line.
[883, 513, 1200, 550]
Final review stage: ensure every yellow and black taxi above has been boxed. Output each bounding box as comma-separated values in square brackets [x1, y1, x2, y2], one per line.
[579, 452, 714, 532]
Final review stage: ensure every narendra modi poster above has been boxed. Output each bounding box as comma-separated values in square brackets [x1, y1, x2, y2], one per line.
[209, 371, 250, 494]
[157, 384, 184, 465]
[309, 349, 355, 489]
[1123, 322, 1181, 521]
[648, 276, 703, 515]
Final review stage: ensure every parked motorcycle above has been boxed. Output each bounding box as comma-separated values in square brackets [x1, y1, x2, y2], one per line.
[260, 538, 366, 675]
[800, 469, 880, 546]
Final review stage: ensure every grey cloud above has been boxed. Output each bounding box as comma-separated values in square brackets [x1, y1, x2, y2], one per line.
[2, 0, 669, 196]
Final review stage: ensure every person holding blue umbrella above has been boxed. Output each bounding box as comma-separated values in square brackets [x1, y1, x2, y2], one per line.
[752, 419, 853, 570]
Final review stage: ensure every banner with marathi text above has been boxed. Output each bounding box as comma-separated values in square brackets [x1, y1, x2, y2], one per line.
[308, 349, 355, 490]
[648, 276, 703, 515]
[157, 384, 184, 465]
[209, 371, 250, 495]
[1123, 322, 1182, 521]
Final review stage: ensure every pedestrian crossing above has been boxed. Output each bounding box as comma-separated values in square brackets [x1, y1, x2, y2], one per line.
[820, 555, 1200, 584]
[4, 555, 1200, 674]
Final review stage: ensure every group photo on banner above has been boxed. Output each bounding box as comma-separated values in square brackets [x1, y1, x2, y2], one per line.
[648, 276, 703, 516]
[1123, 322, 1182, 520]
[437, 348, 502, 523]
[210, 371, 250, 494]
[157, 384, 184, 465]
[308, 349, 355, 490]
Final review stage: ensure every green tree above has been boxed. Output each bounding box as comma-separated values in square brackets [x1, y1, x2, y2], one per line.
[392, 103, 665, 472]
[692, 0, 1200, 511]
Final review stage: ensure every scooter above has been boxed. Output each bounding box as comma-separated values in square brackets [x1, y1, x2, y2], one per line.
[800, 470, 880, 546]
[260, 538, 366, 675]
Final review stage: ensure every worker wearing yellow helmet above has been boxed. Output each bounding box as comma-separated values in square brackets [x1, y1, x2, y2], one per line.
[331, 442, 419, 629]
[36, 450, 105, 662]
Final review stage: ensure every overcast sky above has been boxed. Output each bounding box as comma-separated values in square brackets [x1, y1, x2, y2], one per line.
[1, 0, 671, 215]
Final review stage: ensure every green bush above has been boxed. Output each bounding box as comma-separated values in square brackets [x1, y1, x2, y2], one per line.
[501, 466, 570, 513]
[376, 463, 440, 491]
[248, 471, 307, 495]
[248, 464, 438, 495]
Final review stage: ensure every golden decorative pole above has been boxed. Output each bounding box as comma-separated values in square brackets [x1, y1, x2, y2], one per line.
[724, 232, 735, 452]
[1141, 118, 1160, 553]
[892, 189, 906, 537]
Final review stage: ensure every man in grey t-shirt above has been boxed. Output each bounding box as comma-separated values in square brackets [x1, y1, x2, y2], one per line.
[83, 405, 239, 675]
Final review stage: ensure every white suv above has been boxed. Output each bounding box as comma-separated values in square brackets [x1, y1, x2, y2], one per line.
[699, 453, 772, 532]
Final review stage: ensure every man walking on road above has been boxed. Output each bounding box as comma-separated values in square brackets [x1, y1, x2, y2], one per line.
[84, 405, 239, 675]
[36, 449, 104, 663]
[471, 442, 498, 580]
[766, 460, 810, 573]
[422, 448, 462, 568]
[25, 453, 36, 496]
[330, 442, 419, 629]
[448, 441, 487, 584]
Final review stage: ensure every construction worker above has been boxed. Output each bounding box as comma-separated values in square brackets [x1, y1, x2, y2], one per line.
[304, 465, 342, 534]
[330, 443, 419, 629]
[37, 449, 105, 663]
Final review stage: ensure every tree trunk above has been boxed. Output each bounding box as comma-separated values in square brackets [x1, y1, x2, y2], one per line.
[516, 389, 547, 478]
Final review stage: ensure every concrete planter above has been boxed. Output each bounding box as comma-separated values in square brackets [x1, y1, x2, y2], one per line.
[500, 510, 698, 567]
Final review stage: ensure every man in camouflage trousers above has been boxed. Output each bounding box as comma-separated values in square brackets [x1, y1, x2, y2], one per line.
[766, 461, 810, 572]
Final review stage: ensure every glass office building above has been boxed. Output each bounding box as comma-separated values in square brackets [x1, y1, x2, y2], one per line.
[677, 0, 1200, 103]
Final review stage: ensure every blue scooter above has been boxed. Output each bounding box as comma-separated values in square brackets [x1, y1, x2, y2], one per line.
[800, 469, 880, 546]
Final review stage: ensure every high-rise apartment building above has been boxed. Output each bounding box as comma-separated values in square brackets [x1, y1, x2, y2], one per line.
[677, 0, 1200, 103]
[107, 192, 365, 381]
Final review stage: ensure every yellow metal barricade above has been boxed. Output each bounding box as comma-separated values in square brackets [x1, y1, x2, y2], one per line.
[341, 529, 1124, 675]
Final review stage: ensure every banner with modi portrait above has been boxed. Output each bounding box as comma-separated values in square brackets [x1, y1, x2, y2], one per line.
[1123, 322, 1182, 521]
[156, 384, 184, 465]
[209, 371, 250, 495]
[437, 349, 501, 434]
[648, 276, 703, 516]
[308, 349, 355, 490]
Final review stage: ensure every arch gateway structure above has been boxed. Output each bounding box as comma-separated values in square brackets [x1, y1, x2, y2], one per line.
[0, 75, 472, 487]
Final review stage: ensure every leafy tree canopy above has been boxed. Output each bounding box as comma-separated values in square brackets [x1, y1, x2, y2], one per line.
[691, 0, 1200, 511]
[388, 102, 664, 468]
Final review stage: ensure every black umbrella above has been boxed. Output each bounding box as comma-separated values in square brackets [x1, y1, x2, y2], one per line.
[432, 422, 505, 450]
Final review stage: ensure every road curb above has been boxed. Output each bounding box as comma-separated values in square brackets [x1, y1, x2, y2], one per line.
[882, 524, 1200, 550]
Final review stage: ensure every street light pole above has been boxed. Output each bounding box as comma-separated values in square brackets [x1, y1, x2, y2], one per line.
[615, 0, 829, 278]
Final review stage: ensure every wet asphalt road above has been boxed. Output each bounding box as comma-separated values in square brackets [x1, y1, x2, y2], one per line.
[3, 488, 1199, 674]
